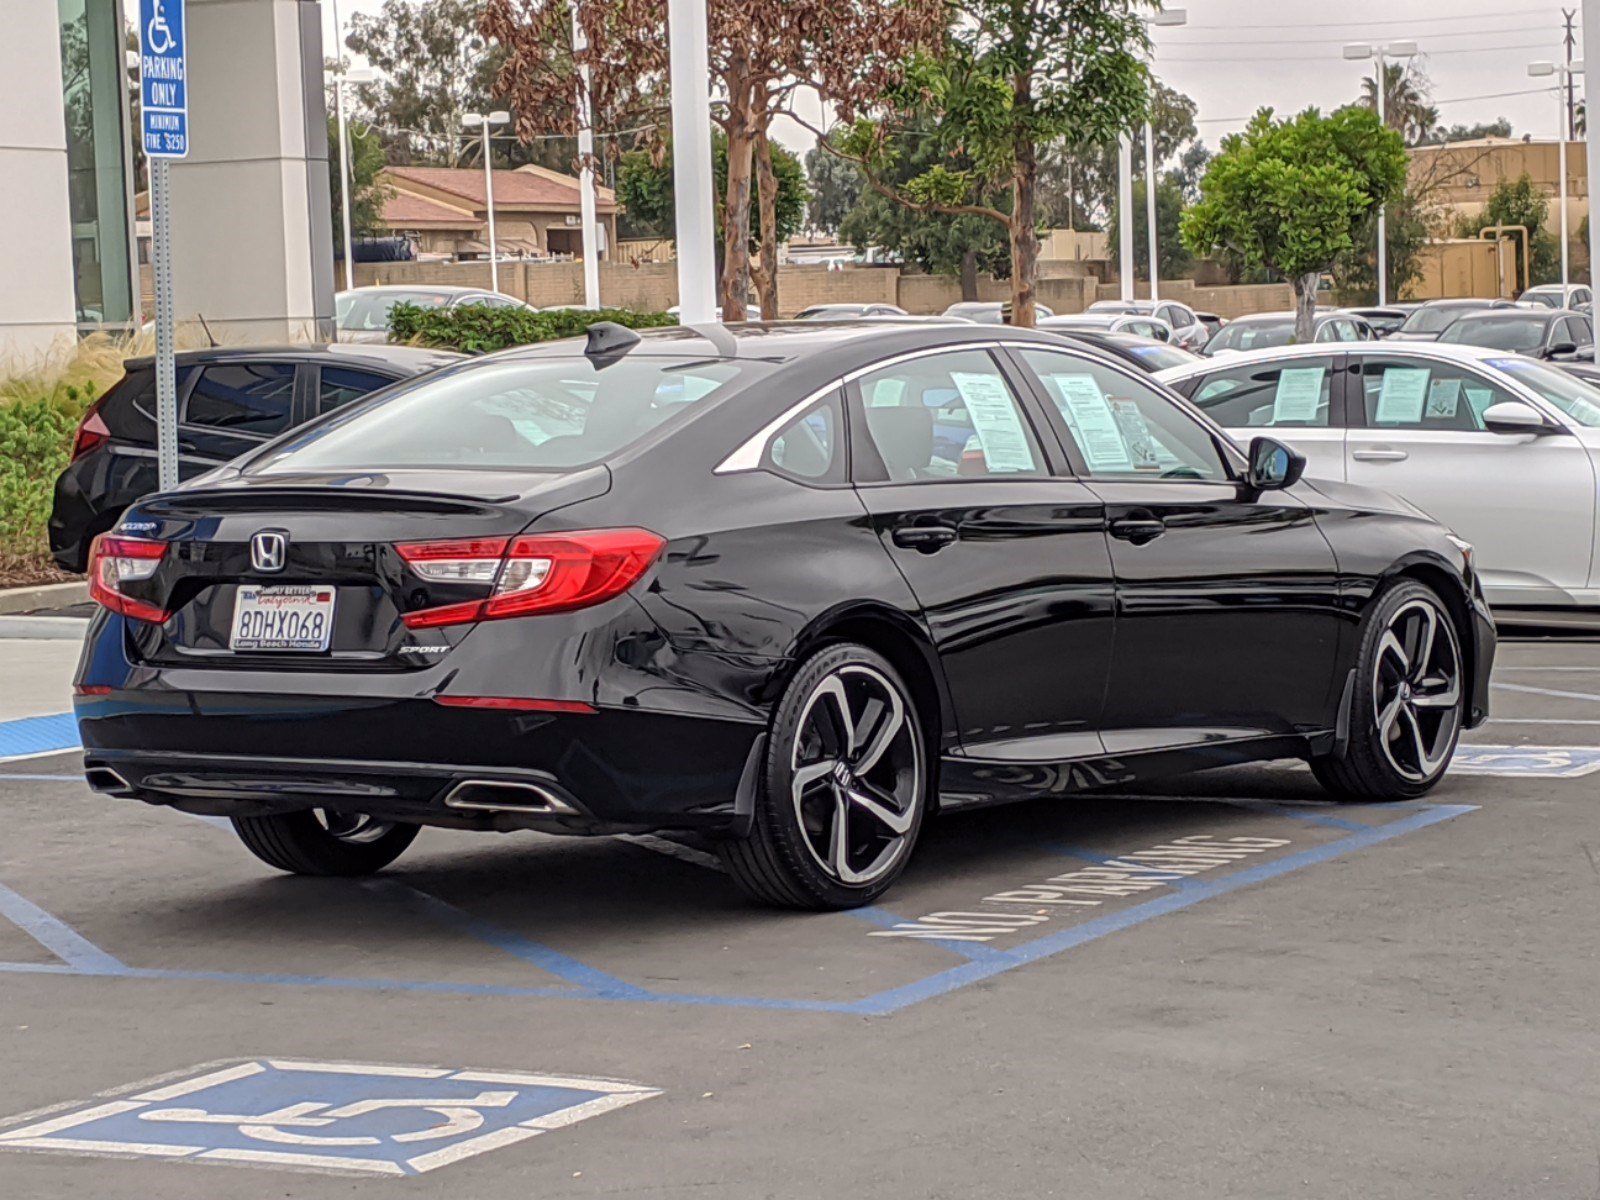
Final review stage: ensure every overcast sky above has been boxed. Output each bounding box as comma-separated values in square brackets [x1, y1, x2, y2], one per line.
[324, 0, 1583, 157]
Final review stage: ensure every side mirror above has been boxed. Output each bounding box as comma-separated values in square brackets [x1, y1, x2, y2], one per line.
[1546, 341, 1580, 360]
[1246, 436, 1306, 491]
[1482, 400, 1553, 434]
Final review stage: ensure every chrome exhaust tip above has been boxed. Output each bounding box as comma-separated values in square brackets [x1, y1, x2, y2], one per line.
[442, 779, 578, 816]
[85, 766, 134, 795]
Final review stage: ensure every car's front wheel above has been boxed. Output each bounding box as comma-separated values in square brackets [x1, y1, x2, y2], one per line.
[231, 810, 419, 876]
[1311, 580, 1465, 801]
[719, 643, 929, 909]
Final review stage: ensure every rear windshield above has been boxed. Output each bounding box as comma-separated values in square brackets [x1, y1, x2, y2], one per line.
[1438, 317, 1547, 352]
[1207, 321, 1293, 353]
[248, 356, 766, 473]
[1402, 305, 1476, 334]
[336, 290, 457, 332]
[1126, 342, 1199, 370]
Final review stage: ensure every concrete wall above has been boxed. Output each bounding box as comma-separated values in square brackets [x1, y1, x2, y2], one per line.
[166, 0, 334, 342]
[1094, 280, 1295, 319]
[359, 259, 1290, 321]
[0, 4, 78, 364]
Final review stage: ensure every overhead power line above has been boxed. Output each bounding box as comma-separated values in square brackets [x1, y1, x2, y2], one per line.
[1164, 41, 1557, 63]
[1173, 8, 1570, 32]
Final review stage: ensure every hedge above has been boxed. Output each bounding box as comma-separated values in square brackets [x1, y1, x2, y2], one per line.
[0, 381, 98, 582]
[388, 302, 676, 354]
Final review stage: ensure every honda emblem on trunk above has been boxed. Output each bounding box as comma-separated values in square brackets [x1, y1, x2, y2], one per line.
[250, 531, 288, 574]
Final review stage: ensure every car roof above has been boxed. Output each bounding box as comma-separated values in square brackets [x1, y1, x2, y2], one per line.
[1158, 338, 1511, 380]
[1419, 297, 1506, 308]
[1449, 308, 1564, 322]
[1225, 311, 1338, 325]
[121, 343, 464, 372]
[487, 319, 1085, 366]
[336, 284, 496, 297]
[1040, 314, 1124, 328]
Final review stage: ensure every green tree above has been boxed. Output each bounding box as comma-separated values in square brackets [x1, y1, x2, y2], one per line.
[1360, 61, 1439, 146]
[1331, 188, 1429, 304]
[837, 0, 1150, 326]
[804, 143, 865, 235]
[1458, 172, 1559, 288]
[1105, 174, 1192, 283]
[1182, 106, 1408, 342]
[329, 116, 392, 255]
[1419, 118, 1513, 146]
[838, 121, 1010, 298]
[618, 132, 808, 252]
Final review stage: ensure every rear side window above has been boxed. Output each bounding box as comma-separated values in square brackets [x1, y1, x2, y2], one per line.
[318, 367, 398, 414]
[183, 363, 296, 436]
[766, 391, 844, 483]
[852, 350, 1045, 482]
[1190, 357, 1337, 429]
[251, 356, 765, 474]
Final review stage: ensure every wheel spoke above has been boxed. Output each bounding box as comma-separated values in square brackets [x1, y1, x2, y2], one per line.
[846, 784, 916, 836]
[1399, 703, 1436, 773]
[1376, 628, 1410, 681]
[852, 691, 906, 774]
[792, 759, 839, 791]
[828, 788, 852, 878]
[812, 675, 857, 757]
[1406, 606, 1438, 683]
[1411, 674, 1460, 709]
[1377, 692, 1405, 739]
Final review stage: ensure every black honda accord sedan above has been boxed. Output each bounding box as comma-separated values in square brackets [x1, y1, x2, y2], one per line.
[74, 321, 1495, 908]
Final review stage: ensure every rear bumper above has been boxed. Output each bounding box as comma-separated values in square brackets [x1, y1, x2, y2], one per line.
[77, 694, 764, 835]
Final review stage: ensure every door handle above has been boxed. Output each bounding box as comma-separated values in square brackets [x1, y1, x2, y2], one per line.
[891, 524, 958, 553]
[1352, 448, 1409, 463]
[1108, 516, 1167, 545]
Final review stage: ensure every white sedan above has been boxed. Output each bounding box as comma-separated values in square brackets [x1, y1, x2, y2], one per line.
[1158, 341, 1600, 610]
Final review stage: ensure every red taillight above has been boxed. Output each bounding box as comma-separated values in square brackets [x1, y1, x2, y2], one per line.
[71, 400, 111, 462]
[399, 528, 664, 629]
[433, 696, 597, 714]
[87, 535, 170, 624]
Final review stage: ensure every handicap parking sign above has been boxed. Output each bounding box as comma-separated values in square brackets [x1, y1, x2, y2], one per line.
[1450, 744, 1600, 778]
[0, 1059, 659, 1176]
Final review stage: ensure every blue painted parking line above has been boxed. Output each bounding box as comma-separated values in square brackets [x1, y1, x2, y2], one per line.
[0, 1058, 660, 1177]
[0, 713, 79, 763]
[0, 803, 1476, 1015]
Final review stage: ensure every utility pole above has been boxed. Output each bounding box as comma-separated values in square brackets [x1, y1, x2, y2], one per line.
[1565, 8, 1579, 139]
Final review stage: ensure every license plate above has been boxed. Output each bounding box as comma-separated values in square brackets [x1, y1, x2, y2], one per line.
[230, 585, 336, 652]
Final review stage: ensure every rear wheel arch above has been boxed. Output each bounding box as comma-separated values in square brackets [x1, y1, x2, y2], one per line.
[787, 605, 951, 767]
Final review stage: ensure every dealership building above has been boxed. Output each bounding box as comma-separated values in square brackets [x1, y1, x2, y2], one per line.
[5, 0, 333, 363]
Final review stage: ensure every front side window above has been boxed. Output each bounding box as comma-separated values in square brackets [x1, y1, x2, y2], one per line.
[1486, 357, 1600, 427]
[1020, 349, 1229, 481]
[318, 367, 398, 414]
[250, 356, 765, 474]
[184, 363, 296, 436]
[1189, 357, 1337, 430]
[853, 350, 1045, 482]
[1357, 358, 1514, 431]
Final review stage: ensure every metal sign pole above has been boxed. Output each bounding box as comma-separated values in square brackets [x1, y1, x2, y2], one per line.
[139, 0, 188, 493]
[151, 158, 179, 492]
[572, 2, 601, 308]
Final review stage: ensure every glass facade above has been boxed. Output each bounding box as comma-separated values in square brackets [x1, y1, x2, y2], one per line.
[59, 0, 136, 327]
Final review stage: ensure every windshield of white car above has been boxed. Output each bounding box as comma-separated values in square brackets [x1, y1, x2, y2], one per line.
[1438, 317, 1547, 352]
[1206, 321, 1294, 353]
[1487, 358, 1600, 427]
[336, 290, 457, 332]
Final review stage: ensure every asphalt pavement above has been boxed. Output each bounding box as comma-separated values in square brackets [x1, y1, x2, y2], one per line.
[0, 634, 1596, 1198]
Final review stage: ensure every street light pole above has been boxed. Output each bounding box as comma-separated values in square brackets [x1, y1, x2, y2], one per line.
[1140, 9, 1186, 305]
[1117, 135, 1135, 302]
[572, 3, 601, 308]
[1530, 60, 1583, 297]
[1344, 40, 1417, 307]
[667, 0, 717, 323]
[463, 111, 512, 293]
[331, 0, 355, 292]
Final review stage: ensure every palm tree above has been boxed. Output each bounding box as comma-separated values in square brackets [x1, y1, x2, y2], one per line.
[1362, 62, 1440, 146]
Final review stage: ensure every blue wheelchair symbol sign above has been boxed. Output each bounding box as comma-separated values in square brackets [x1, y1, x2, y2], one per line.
[1450, 744, 1600, 778]
[139, 0, 189, 158]
[0, 1059, 659, 1176]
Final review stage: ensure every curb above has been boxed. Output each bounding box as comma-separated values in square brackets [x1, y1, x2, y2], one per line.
[0, 580, 88, 616]
[0, 616, 90, 641]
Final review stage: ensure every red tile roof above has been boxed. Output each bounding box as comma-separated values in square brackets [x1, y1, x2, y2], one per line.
[382, 165, 618, 213]
[380, 190, 480, 228]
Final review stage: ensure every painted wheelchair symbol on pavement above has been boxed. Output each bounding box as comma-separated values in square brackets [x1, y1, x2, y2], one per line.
[0, 1059, 659, 1176]
[1450, 744, 1600, 778]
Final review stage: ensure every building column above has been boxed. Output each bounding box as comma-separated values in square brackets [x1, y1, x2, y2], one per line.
[168, 0, 334, 342]
[0, 5, 79, 364]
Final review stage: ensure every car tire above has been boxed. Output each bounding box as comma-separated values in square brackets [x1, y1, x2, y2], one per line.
[1310, 580, 1466, 802]
[231, 810, 419, 876]
[718, 643, 929, 910]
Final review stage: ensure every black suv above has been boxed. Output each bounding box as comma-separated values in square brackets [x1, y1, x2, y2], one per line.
[50, 344, 460, 572]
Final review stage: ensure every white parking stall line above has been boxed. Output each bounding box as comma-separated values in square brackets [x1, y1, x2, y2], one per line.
[198, 1147, 405, 1174]
[404, 1125, 546, 1173]
[135, 1062, 267, 1101]
[1492, 681, 1600, 703]
[0, 1101, 148, 1141]
[268, 1060, 452, 1079]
